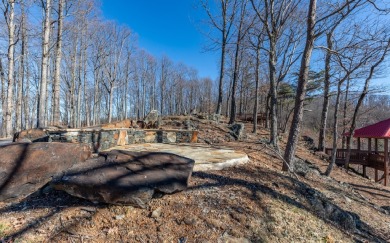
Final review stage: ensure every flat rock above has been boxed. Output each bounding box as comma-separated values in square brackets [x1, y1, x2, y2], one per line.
[13, 128, 49, 142]
[106, 143, 249, 171]
[0, 142, 92, 202]
[53, 150, 195, 207]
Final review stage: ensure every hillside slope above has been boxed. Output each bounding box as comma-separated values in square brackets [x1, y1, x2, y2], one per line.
[0, 118, 389, 242]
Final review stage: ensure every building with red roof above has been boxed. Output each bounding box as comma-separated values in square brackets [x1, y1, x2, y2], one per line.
[326, 118, 390, 186]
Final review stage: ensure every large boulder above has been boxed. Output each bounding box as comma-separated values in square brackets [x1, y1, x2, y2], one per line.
[13, 128, 49, 142]
[53, 150, 195, 208]
[144, 110, 159, 128]
[228, 123, 245, 140]
[0, 142, 92, 202]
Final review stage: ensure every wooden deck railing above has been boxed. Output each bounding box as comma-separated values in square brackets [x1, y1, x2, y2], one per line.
[325, 148, 390, 185]
[325, 148, 388, 169]
[324, 148, 370, 164]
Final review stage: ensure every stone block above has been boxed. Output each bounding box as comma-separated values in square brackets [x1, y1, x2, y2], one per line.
[166, 132, 176, 143]
[144, 131, 157, 143]
[117, 130, 128, 146]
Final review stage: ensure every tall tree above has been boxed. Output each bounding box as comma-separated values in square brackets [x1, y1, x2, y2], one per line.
[16, 1, 27, 131]
[250, 0, 302, 149]
[229, 0, 251, 124]
[317, 3, 362, 152]
[52, 0, 64, 126]
[283, 0, 317, 170]
[283, 0, 367, 171]
[37, 0, 52, 128]
[0, 57, 6, 136]
[201, 0, 237, 116]
[3, 0, 16, 137]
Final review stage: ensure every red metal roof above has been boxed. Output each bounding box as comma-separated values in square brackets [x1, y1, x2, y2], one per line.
[354, 118, 390, 138]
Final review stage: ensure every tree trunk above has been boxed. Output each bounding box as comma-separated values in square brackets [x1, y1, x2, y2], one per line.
[70, 41, 77, 128]
[53, 0, 64, 126]
[83, 43, 89, 127]
[108, 85, 114, 123]
[341, 78, 350, 149]
[318, 32, 333, 152]
[215, 11, 227, 116]
[269, 38, 279, 149]
[16, 3, 27, 132]
[77, 73, 82, 127]
[229, 43, 240, 125]
[265, 91, 270, 129]
[93, 67, 100, 125]
[325, 80, 343, 176]
[283, 0, 317, 171]
[37, 0, 52, 128]
[5, 0, 15, 137]
[24, 44, 30, 130]
[0, 58, 6, 136]
[229, 1, 246, 125]
[253, 45, 260, 133]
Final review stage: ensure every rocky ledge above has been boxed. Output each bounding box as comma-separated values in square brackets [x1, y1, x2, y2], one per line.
[0, 142, 91, 202]
[53, 150, 195, 208]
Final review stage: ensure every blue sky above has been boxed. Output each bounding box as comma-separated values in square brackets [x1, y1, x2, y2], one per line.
[101, 0, 218, 80]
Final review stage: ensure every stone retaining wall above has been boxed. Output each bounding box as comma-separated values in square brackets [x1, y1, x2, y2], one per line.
[47, 129, 198, 152]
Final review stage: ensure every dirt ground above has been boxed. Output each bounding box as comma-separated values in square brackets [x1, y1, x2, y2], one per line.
[0, 117, 389, 242]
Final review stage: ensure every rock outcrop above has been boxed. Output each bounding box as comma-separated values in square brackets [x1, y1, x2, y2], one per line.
[304, 187, 359, 232]
[144, 110, 159, 128]
[13, 129, 49, 142]
[53, 150, 195, 207]
[0, 142, 92, 202]
[228, 123, 245, 140]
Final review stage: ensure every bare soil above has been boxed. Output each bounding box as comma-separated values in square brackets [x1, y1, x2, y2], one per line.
[1, 117, 389, 242]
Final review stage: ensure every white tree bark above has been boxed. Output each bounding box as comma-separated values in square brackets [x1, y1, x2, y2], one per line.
[16, 2, 26, 132]
[53, 0, 64, 126]
[37, 0, 52, 128]
[5, 0, 15, 137]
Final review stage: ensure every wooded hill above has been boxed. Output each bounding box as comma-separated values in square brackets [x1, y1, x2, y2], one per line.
[1, 0, 390, 173]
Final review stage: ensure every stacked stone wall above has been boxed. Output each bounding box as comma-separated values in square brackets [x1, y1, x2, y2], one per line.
[47, 129, 198, 152]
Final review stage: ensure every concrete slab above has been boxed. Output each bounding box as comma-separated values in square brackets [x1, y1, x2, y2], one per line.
[105, 143, 250, 171]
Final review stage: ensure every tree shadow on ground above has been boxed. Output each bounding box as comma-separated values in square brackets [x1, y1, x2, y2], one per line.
[0, 188, 100, 241]
[190, 168, 389, 243]
[0, 144, 28, 198]
[0, 150, 193, 241]
[349, 183, 390, 196]
[1, 148, 389, 242]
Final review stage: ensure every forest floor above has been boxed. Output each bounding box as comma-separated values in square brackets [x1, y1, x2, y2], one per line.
[0, 116, 390, 242]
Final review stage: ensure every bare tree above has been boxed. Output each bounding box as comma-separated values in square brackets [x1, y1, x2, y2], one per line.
[283, 0, 368, 171]
[317, 2, 364, 152]
[2, 0, 16, 137]
[201, 0, 238, 116]
[101, 23, 130, 123]
[283, 0, 317, 170]
[229, 0, 255, 124]
[52, 0, 64, 126]
[0, 57, 6, 136]
[15, 2, 27, 131]
[37, 0, 52, 128]
[344, 38, 390, 169]
[250, 0, 303, 149]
